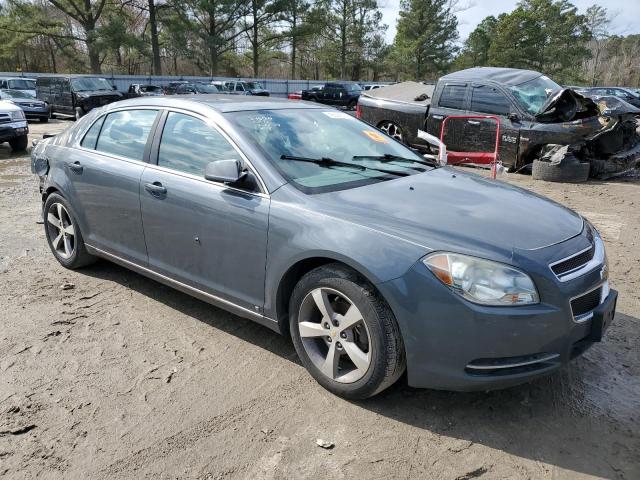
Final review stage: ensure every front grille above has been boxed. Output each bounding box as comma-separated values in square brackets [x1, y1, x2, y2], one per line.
[551, 244, 595, 277]
[571, 287, 601, 318]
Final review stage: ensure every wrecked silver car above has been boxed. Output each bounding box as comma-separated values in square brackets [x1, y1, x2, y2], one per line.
[357, 67, 640, 182]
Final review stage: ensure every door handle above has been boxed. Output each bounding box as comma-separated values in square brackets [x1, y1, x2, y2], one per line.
[144, 181, 167, 197]
[67, 161, 83, 174]
[467, 120, 480, 125]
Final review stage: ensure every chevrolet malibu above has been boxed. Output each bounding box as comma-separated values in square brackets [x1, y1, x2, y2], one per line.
[31, 96, 617, 399]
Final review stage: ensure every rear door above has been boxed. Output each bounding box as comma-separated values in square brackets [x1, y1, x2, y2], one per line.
[65, 108, 160, 264]
[139, 110, 270, 311]
[427, 82, 469, 152]
[465, 83, 520, 167]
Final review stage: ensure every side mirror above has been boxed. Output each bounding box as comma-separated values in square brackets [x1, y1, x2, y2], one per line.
[508, 113, 519, 122]
[204, 159, 246, 184]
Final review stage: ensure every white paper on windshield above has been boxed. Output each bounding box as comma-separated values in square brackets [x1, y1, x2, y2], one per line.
[322, 111, 352, 119]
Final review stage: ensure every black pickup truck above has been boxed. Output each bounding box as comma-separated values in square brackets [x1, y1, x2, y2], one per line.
[301, 82, 362, 109]
[358, 67, 640, 179]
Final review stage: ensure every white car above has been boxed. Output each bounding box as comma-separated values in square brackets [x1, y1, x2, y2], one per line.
[0, 77, 37, 97]
[0, 100, 29, 151]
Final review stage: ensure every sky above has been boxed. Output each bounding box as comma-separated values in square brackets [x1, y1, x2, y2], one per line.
[379, 0, 640, 44]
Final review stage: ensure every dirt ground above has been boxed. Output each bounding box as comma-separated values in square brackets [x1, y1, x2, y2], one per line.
[0, 119, 639, 480]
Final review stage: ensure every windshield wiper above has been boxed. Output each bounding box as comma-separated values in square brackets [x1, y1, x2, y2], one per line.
[352, 153, 438, 168]
[280, 154, 410, 177]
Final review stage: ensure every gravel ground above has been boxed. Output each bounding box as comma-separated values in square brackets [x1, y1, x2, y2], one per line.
[0, 119, 639, 480]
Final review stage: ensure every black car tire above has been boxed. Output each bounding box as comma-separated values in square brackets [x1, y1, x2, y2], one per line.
[9, 135, 28, 152]
[74, 107, 84, 121]
[289, 263, 406, 399]
[347, 99, 357, 110]
[532, 158, 590, 183]
[43, 193, 96, 269]
[49, 107, 55, 120]
[40, 116, 49, 123]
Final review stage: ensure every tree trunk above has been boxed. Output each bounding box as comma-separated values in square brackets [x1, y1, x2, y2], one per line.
[340, 1, 347, 79]
[290, 4, 298, 79]
[148, 0, 162, 75]
[252, 1, 259, 77]
[209, 14, 218, 75]
[47, 37, 57, 73]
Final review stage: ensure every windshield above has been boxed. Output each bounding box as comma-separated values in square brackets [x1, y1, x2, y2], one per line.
[227, 109, 433, 193]
[71, 77, 113, 92]
[7, 79, 35, 90]
[508, 75, 561, 115]
[346, 83, 362, 92]
[245, 82, 264, 90]
[0, 89, 34, 99]
[141, 85, 162, 93]
[194, 84, 219, 93]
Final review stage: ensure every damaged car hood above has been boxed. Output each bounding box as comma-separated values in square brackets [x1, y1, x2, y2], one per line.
[313, 168, 583, 252]
[535, 88, 600, 123]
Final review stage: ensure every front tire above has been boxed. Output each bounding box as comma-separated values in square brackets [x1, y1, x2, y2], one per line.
[43, 193, 96, 269]
[9, 135, 28, 152]
[289, 264, 405, 399]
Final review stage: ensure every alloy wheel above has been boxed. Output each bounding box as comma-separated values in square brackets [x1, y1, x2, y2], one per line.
[46, 203, 75, 259]
[379, 121, 403, 142]
[298, 287, 371, 383]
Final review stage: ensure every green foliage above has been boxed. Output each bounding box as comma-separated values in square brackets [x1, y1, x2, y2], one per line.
[0, 0, 637, 86]
[393, 0, 459, 80]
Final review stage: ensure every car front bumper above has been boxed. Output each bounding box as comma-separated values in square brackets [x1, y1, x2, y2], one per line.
[0, 121, 28, 142]
[377, 232, 616, 391]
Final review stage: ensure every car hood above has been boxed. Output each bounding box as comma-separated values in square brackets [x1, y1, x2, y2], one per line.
[535, 88, 599, 123]
[312, 168, 583, 254]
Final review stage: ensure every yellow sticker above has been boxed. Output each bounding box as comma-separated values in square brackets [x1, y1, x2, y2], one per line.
[362, 130, 389, 143]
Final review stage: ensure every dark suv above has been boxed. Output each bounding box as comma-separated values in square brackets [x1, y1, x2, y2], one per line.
[36, 76, 123, 120]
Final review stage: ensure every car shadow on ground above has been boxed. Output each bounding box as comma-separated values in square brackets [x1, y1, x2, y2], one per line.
[81, 260, 636, 479]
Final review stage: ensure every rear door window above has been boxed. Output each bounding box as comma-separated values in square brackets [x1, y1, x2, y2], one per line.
[157, 112, 243, 176]
[439, 84, 467, 110]
[81, 115, 106, 150]
[470, 85, 512, 115]
[95, 109, 158, 161]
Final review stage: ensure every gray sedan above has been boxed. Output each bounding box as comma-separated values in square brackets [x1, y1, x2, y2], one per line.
[31, 96, 617, 398]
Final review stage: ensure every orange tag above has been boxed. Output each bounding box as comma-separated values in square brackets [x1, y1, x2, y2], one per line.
[362, 130, 388, 143]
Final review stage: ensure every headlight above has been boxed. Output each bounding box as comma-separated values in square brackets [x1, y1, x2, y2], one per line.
[423, 252, 539, 306]
[9, 109, 25, 120]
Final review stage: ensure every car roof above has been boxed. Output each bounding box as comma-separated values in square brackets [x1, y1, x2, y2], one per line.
[440, 67, 544, 86]
[103, 95, 326, 113]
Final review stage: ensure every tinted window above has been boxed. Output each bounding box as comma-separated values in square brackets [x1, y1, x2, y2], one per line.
[470, 85, 512, 115]
[95, 109, 157, 160]
[439, 84, 467, 109]
[81, 116, 106, 150]
[158, 112, 242, 176]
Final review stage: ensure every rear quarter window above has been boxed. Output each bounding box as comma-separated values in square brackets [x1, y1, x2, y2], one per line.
[439, 84, 467, 110]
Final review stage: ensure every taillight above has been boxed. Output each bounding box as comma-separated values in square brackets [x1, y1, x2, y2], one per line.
[355, 102, 361, 118]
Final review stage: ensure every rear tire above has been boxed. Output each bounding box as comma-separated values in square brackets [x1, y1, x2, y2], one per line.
[43, 193, 96, 269]
[9, 135, 28, 152]
[39, 116, 49, 123]
[532, 158, 590, 183]
[74, 107, 83, 121]
[289, 263, 405, 399]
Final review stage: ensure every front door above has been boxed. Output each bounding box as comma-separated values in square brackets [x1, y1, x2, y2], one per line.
[463, 83, 521, 167]
[64, 108, 159, 264]
[139, 111, 270, 312]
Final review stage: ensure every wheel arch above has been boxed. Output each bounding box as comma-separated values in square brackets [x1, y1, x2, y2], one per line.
[274, 255, 382, 336]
